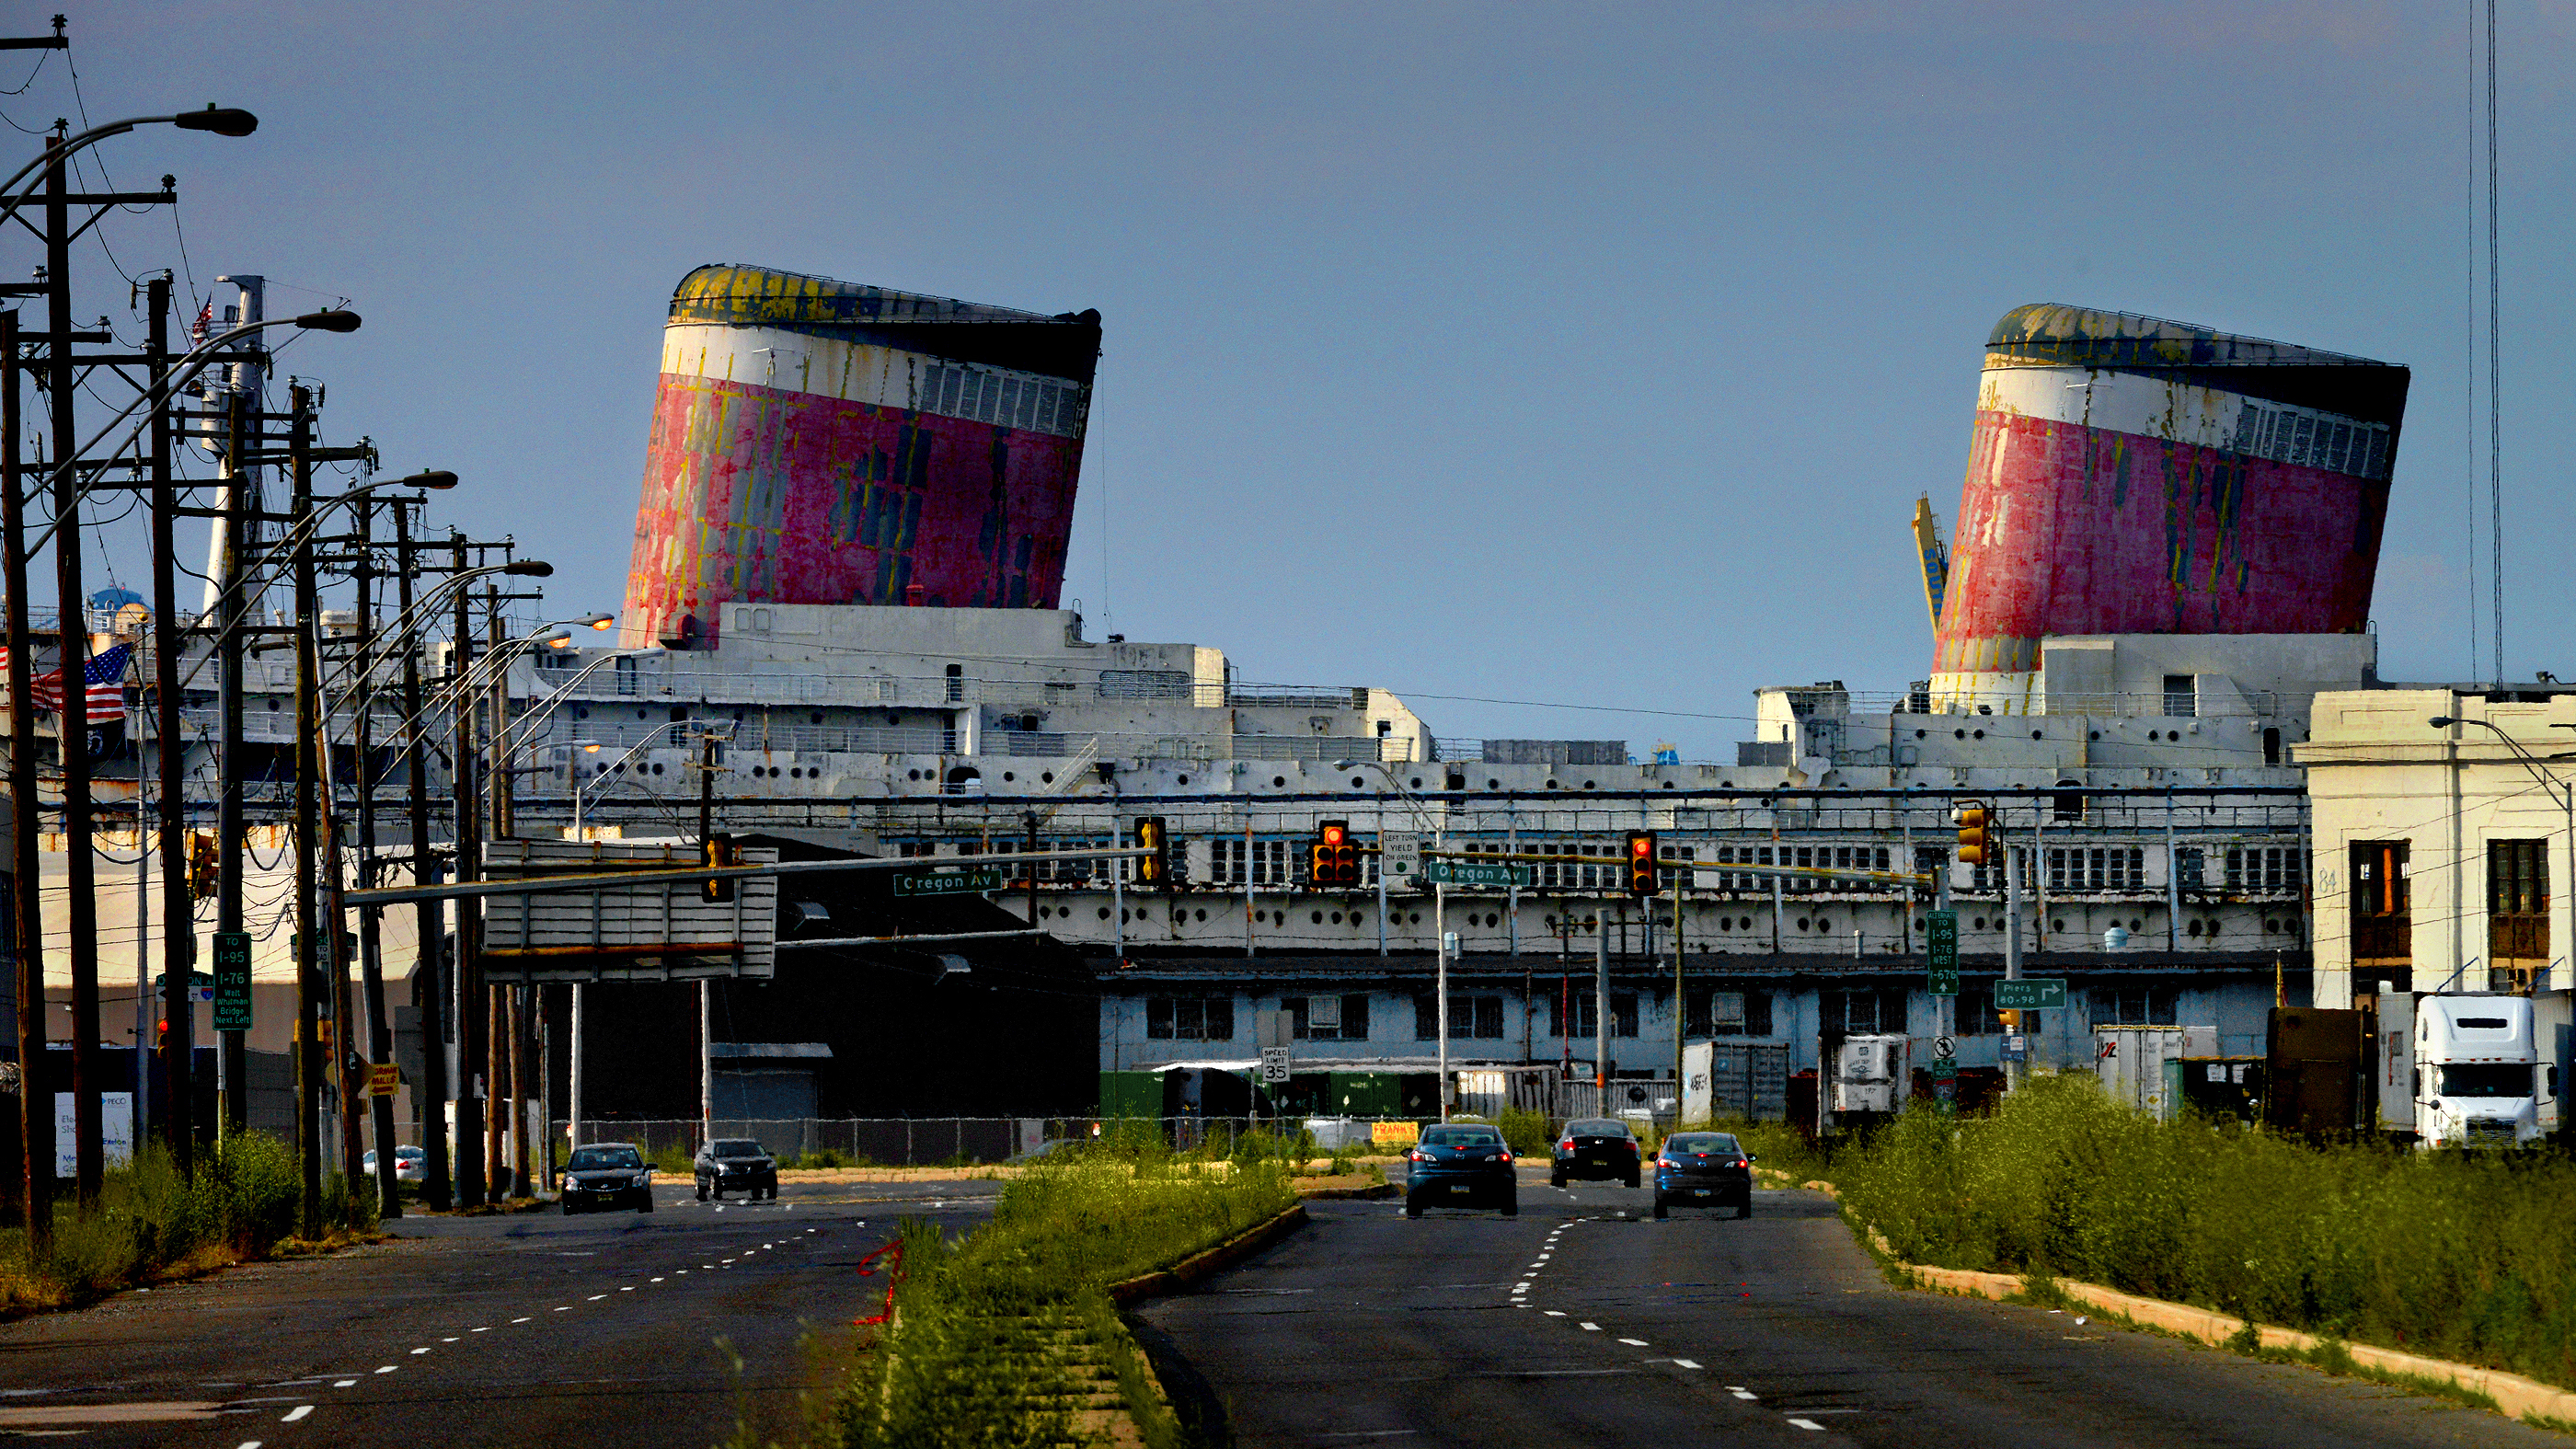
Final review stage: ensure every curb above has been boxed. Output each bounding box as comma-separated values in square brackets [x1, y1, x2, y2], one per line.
[1299, 1181, 1396, 1201]
[1774, 1175, 2576, 1432]
[1107, 1202, 1310, 1306]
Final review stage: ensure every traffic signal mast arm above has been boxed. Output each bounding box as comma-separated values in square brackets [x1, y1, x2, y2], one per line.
[342, 845, 1160, 907]
[1406, 845, 1933, 890]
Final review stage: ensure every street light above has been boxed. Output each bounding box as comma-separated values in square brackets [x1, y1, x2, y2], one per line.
[0, 105, 259, 240]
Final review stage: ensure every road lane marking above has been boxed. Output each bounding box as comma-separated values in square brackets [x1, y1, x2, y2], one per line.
[1730, 1388, 1756, 1398]
[553, 1306, 571, 1312]
[441, 1337, 458, 1342]
[1788, 1420, 1824, 1432]
[409, 1348, 430, 1356]
[1673, 1359, 1701, 1370]
[1580, 1322, 1600, 1331]
[332, 1381, 355, 1388]
[650, 1276, 664, 1282]
[237, 1442, 262, 1448]
[1544, 1310, 1565, 1317]
[374, 1367, 396, 1375]
[280, 1407, 312, 1423]
[1618, 1338, 1649, 1346]
[620, 1286, 634, 1291]
[471, 1328, 488, 1333]
[587, 1294, 606, 1301]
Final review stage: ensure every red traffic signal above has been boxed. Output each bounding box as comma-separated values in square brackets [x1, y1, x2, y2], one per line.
[1625, 831, 1659, 896]
[1310, 820, 1360, 889]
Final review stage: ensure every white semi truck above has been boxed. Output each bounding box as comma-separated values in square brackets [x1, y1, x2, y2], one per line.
[2377, 994, 2560, 1148]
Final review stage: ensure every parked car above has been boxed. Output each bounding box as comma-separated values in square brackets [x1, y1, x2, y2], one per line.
[1551, 1117, 1641, 1188]
[1651, 1131, 1754, 1219]
[362, 1144, 426, 1184]
[1403, 1123, 1518, 1217]
[695, 1138, 778, 1201]
[560, 1143, 655, 1214]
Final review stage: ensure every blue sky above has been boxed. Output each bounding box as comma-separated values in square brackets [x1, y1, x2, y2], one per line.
[25, 2, 2575, 758]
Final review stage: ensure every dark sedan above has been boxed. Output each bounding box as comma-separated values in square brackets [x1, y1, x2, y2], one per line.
[1550, 1117, 1641, 1188]
[1652, 1131, 1754, 1219]
[560, 1143, 655, 1214]
[1403, 1124, 1518, 1217]
[695, 1138, 778, 1201]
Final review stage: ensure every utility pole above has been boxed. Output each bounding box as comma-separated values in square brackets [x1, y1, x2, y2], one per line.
[393, 502, 448, 1211]
[482, 589, 510, 1198]
[1593, 911, 1608, 1117]
[46, 124, 103, 1212]
[1670, 867, 1685, 1121]
[145, 277, 192, 1170]
[4, 310, 52, 1250]
[214, 392, 248, 1135]
[288, 384, 323, 1233]
[697, 729, 717, 1141]
[350, 498, 398, 1217]
[449, 535, 484, 1206]
[2004, 818, 2025, 1096]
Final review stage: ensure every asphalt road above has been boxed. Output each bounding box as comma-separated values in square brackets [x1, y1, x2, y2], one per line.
[0, 1177, 997, 1447]
[1137, 1172, 2567, 1449]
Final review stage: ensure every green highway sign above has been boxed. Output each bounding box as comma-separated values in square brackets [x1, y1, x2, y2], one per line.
[1930, 1057, 1958, 1082]
[1994, 977, 2069, 1011]
[212, 932, 253, 1032]
[892, 868, 1008, 897]
[1925, 909, 1959, 995]
[1423, 859, 1530, 888]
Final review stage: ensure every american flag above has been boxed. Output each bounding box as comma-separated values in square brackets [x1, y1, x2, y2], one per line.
[189, 300, 213, 344]
[28, 642, 132, 721]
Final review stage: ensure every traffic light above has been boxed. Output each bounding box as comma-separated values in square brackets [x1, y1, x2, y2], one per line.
[1996, 1007, 2021, 1031]
[186, 830, 219, 900]
[702, 832, 738, 903]
[155, 1018, 168, 1049]
[1134, 816, 1169, 891]
[1310, 820, 1360, 889]
[1954, 804, 1990, 866]
[1625, 832, 1659, 897]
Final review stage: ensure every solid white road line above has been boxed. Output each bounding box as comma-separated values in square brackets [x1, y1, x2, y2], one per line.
[280, 1406, 313, 1422]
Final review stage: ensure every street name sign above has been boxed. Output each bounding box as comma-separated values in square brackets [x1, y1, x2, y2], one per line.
[891, 868, 1007, 897]
[1925, 909, 1959, 995]
[212, 931, 252, 1031]
[1424, 859, 1529, 888]
[1994, 978, 2068, 1010]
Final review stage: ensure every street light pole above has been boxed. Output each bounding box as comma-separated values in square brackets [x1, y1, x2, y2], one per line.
[393, 501, 450, 1211]
[4, 310, 51, 1249]
[288, 385, 323, 1235]
[145, 276, 193, 1173]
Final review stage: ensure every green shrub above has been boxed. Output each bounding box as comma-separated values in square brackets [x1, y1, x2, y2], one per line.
[1496, 1108, 1552, 1156]
[1836, 1077, 2576, 1393]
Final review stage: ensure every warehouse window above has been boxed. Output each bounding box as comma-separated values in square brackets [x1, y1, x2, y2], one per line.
[1145, 995, 1236, 1041]
[1290, 994, 1371, 1041]
[2048, 846, 2145, 891]
[2225, 845, 2303, 893]
[1685, 988, 1773, 1038]
[1413, 994, 1505, 1040]
[2092, 985, 2178, 1026]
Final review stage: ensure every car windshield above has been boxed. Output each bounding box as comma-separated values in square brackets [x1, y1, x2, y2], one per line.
[1565, 1119, 1630, 1137]
[711, 1140, 766, 1158]
[569, 1146, 642, 1170]
[396, 1146, 423, 1158]
[1663, 1133, 1740, 1156]
[2439, 1063, 2532, 1098]
[1420, 1127, 1503, 1146]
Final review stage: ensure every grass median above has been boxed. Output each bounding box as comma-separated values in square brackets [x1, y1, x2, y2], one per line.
[0, 1133, 378, 1316]
[1811, 1078, 2576, 1395]
[809, 1154, 1296, 1449]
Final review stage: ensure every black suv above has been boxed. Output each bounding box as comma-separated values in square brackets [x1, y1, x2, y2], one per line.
[560, 1142, 655, 1214]
[694, 1138, 778, 1201]
[1550, 1117, 1641, 1188]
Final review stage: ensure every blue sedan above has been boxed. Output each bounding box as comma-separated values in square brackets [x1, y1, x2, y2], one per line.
[1404, 1124, 1518, 1217]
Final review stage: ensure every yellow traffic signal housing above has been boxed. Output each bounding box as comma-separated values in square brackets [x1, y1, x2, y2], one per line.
[1997, 1007, 2021, 1031]
[186, 830, 220, 900]
[1954, 804, 1989, 866]
[1310, 820, 1359, 889]
[1134, 817, 1170, 891]
[1625, 831, 1659, 897]
[702, 833, 739, 903]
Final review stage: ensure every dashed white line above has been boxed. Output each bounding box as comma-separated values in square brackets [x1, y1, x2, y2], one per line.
[619, 1286, 635, 1292]
[441, 1336, 459, 1342]
[587, 1294, 607, 1301]
[236, 1442, 263, 1449]
[280, 1406, 313, 1423]
[1544, 1310, 1566, 1317]
[374, 1366, 397, 1375]
[1673, 1359, 1702, 1370]
[1730, 1388, 1757, 1399]
[470, 1327, 489, 1333]
[1580, 1322, 1601, 1331]
[650, 1276, 664, 1282]
[511, 1317, 532, 1324]
[553, 1305, 572, 1312]
[1618, 1338, 1649, 1346]
[1788, 1420, 1825, 1432]
[410, 1347, 430, 1355]
[332, 1380, 356, 1388]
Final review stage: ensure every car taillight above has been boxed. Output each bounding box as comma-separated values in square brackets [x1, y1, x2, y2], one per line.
[1499, 1151, 1513, 1164]
[1409, 1149, 1432, 1162]
[1558, 1138, 1573, 1151]
[1731, 1158, 1748, 1168]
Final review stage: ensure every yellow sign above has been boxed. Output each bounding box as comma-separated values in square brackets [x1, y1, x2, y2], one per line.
[1369, 1121, 1420, 1148]
[365, 1063, 400, 1097]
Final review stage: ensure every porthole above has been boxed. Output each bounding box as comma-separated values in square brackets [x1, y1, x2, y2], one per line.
[1972, 916, 1986, 930]
[1409, 912, 1424, 925]
[2051, 918, 2064, 933]
[1041, 772, 1055, 784]
[2030, 730, 2042, 741]
[1546, 780, 1560, 790]
[637, 709, 648, 720]
[574, 707, 589, 720]
[1329, 911, 1344, 924]
[1176, 774, 1189, 786]
[651, 763, 665, 776]
[810, 713, 822, 725]
[2263, 917, 2280, 933]
[2187, 919, 2202, 937]
[1273, 776, 1287, 788]
[1817, 919, 1832, 933]
[1097, 907, 1110, 920]
[1581, 780, 1595, 790]
[1797, 916, 1811, 931]
[1194, 909, 1207, 922]
[1915, 729, 1926, 739]
[1409, 777, 1424, 788]
[1487, 779, 1500, 790]
[2087, 730, 2100, 742]
[1351, 776, 1366, 788]
[1954, 729, 1967, 740]
[1972, 730, 1985, 740]
[1662, 781, 1676, 789]
[1001, 772, 1014, 782]
[1913, 918, 1926, 932]
[1310, 911, 1323, 924]
[2129, 918, 2142, 931]
[906, 769, 919, 781]
[2205, 920, 2221, 938]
